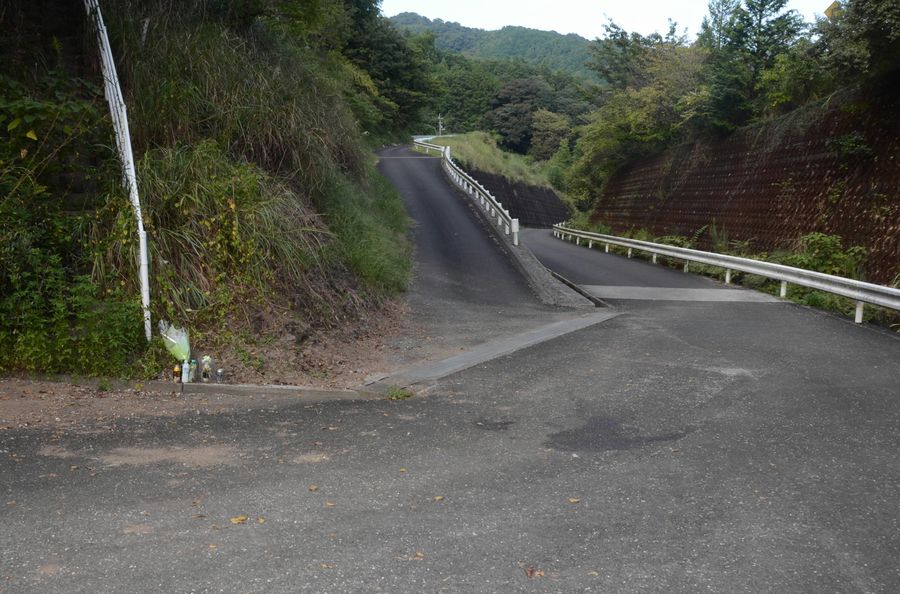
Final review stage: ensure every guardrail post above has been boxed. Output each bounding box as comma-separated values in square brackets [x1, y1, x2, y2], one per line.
[652, 253, 657, 264]
[683, 262, 689, 273]
[855, 301, 864, 323]
[725, 269, 732, 284]
[605, 244, 609, 253]
[588, 240, 593, 249]
[512, 219, 519, 246]
[780, 281, 788, 298]
[627, 248, 632, 258]
[576, 237, 580, 246]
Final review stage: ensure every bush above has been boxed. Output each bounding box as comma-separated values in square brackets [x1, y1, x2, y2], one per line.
[0, 266, 143, 376]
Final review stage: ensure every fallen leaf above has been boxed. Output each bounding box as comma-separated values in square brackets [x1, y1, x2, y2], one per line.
[229, 515, 248, 524]
[324, 501, 336, 508]
[308, 485, 318, 492]
[320, 563, 333, 569]
[433, 496, 445, 502]
[587, 570, 600, 576]
[208, 544, 217, 550]
[414, 551, 425, 559]
[399, 468, 407, 473]
[568, 497, 581, 504]
[256, 517, 266, 524]
[523, 565, 544, 578]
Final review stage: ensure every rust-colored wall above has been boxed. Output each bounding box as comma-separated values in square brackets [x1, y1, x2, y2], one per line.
[591, 76, 900, 284]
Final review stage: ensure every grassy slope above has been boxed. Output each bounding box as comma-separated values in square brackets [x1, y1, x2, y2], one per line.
[429, 132, 553, 188]
[0, 1, 412, 377]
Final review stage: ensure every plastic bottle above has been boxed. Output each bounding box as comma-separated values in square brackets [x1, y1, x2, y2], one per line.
[181, 360, 190, 383]
[201, 356, 212, 383]
[189, 359, 197, 382]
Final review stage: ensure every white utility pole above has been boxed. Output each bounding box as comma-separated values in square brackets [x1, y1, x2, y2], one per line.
[437, 113, 444, 137]
[83, 0, 152, 341]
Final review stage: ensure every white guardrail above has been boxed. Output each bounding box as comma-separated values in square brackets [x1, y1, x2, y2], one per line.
[414, 140, 520, 246]
[553, 224, 900, 324]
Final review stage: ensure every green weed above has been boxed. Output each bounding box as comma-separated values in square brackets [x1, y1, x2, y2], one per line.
[386, 386, 413, 400]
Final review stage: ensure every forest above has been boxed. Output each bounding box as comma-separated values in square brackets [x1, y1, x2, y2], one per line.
[390, 12, 596, 79]
[411, 0, 898, 211]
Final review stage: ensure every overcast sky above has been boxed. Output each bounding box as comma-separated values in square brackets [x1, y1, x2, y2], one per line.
[380, 0, 831, 39]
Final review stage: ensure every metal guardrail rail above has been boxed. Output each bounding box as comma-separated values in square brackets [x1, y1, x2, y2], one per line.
[414, 140, 520, 246]
[553, 224, 900, 324]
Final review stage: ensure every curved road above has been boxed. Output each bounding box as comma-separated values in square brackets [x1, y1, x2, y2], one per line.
[522, 227, 779, 303]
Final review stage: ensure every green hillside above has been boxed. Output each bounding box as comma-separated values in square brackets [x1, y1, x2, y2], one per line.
[390, 12, 596, 80]
[0, 0, 429, 376]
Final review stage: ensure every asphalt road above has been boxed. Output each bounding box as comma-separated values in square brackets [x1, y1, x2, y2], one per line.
[522, 228, 779, 303]
[378, 145, 536, 308]
[2, 146, 899, 593]
[374, 145, 584, 367]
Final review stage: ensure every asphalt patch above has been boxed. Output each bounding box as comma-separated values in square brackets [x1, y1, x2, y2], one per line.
[546, 417, 691, 452]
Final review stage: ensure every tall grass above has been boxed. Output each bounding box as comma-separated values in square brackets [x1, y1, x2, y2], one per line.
[110, 3, 366, 186]
[92, 141, 329, 320]
[90, 1, 412, 328]
[430, 132, 553, 188]
[316, 168, 411, 295]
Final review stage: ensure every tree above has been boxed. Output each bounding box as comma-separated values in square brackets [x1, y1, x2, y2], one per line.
[816, 0, 900, 77]
[730, 0, 804, 85]
[588, 20, 655, 90]
[569, 31, 704, 207]
[481, 77, 553, 152]
[430, 57, 500, 132]
[703, 0, 804, 129]
[756, 38, 831, 114]
[698, 0, 741, 51]
[529, 109, 570, 161]
[340, 1, 437, 135]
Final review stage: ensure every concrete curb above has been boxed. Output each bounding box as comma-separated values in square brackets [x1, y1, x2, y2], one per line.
[20, 374, 378, 403]
[145, 381, 374, 401]
[440, 165, 595, 310]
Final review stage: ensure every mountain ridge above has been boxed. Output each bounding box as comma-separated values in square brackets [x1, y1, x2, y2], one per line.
[389, 12, 595, 79]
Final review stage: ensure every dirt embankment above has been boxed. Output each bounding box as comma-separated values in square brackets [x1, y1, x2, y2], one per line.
[591, 74, 900, 284]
